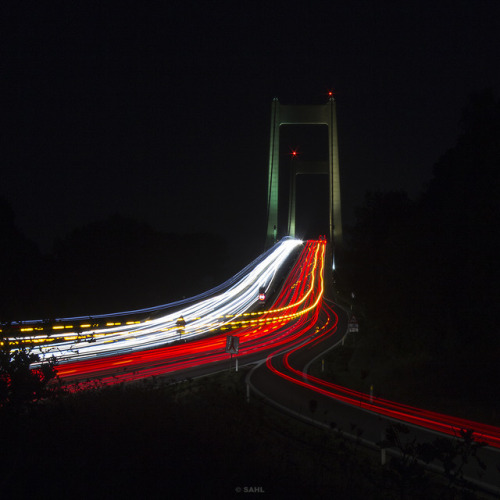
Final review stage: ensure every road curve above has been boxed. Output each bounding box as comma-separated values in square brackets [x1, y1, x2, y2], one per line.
[246, 297, 500, 496]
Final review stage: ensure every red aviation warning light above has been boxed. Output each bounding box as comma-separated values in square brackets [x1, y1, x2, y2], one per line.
[290, 149, 299, 159]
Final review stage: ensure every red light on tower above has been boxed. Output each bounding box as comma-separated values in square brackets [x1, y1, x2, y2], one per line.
[290, 149, 299, 159]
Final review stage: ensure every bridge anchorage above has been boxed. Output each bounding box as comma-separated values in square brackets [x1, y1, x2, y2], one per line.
[265, 97, 342, 255]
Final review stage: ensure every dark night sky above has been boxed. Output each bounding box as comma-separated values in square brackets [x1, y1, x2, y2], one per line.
[3, 2, 500, 253]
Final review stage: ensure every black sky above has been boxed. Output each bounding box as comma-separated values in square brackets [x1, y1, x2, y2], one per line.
[3, 1, 500, 252]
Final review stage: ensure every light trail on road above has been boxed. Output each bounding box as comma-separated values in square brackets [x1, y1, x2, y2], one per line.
[21, 234, 500, 450]
[52, 239, 327, 384]
[263, 290, 500, 449]
[29, 238, 303, 366]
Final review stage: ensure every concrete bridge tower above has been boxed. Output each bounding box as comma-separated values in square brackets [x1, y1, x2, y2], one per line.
[265, 97, 342, 248]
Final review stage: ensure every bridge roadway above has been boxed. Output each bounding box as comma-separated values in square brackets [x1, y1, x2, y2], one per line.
[54, 238, 325, 385]
[28, 237, 303, 367]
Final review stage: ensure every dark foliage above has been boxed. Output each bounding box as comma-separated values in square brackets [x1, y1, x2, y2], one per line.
[338, 90, 500, 418]
[0, 208, 234, 320]
[0, 374, 490, 500]
[0, 338, 58, 413]
[377, 423, 488, 500]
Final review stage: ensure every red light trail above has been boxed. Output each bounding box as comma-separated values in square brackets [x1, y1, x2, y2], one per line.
[265, 305, 500, 448]
[56, 240, 326, 385]
[46, 238, 500, 448]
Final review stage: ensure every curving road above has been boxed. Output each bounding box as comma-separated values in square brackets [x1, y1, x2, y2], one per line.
[246, 274, 500, 495]
[13, 236, 500, 493]
[28, 237, 303, 366]
[45, 238, 328, 385]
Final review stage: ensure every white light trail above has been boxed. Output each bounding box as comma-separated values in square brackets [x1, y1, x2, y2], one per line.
[32, 238, 302, 365]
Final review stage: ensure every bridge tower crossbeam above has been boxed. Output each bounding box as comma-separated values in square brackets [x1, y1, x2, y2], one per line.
[266, 98, 342, 249]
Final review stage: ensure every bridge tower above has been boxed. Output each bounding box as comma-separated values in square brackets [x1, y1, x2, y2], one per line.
[265, 97, 342, 248]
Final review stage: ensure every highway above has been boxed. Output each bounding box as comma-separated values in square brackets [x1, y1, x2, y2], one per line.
[11, 236, 500, 493]
[51, 238, 328, 385]
[27, 237, 303, 366]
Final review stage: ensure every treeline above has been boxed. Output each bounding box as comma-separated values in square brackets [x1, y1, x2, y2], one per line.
[0, 210, 233, 321]
[0, 372, 489, 499]
[337, 89, 500, 415]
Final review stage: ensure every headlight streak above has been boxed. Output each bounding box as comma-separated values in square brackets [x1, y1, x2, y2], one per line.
[52, 240, 326, 383]
[29, 238, 303, 366]
[6, 241, 288, 329]
[24, 236, 498, 451]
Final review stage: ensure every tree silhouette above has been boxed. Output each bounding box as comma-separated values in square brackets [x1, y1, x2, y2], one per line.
[340, 90, 500, 414]
[0, 337, 59, 413]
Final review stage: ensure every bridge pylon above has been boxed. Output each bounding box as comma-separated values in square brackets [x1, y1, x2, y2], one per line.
[265, 98, 342, 249]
